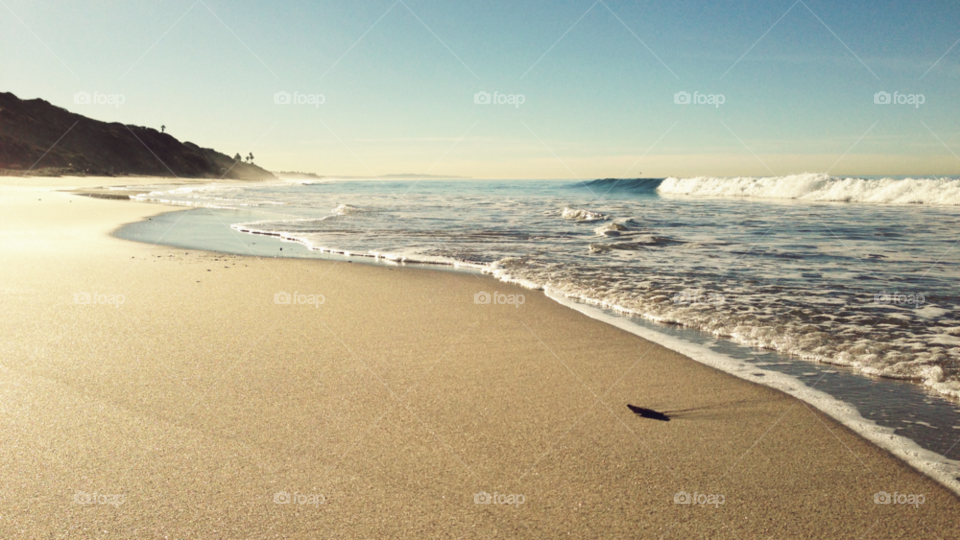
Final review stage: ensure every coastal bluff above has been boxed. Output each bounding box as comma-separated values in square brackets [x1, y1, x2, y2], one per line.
[0, 91, 274, 180]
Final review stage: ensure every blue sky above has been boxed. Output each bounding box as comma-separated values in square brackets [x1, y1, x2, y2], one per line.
[2, 0, 959, 178]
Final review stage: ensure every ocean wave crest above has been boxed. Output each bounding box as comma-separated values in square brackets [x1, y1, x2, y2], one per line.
[333, 204, 367, 215]
[576, 178, 665, 194]
[658, 174, 960, 205]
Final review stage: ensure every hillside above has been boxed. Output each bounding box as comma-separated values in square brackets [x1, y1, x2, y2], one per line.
[0, 92, 275, 180]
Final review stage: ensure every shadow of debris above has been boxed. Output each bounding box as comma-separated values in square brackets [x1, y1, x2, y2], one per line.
[627, 404, 670, 422]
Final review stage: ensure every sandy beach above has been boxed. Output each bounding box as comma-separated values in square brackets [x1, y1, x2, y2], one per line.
[1, 177, 958, 539]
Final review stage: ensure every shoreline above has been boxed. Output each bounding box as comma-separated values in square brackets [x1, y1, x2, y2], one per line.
[116, 202, 960, 499]
[103, 178, 960, 492]
[109, 183, 960, 497]
[3, 176, 960, 537]
[126, 179, 960, 403]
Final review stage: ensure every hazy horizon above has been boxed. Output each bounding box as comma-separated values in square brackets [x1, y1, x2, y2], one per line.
[3, 0, 960, 178]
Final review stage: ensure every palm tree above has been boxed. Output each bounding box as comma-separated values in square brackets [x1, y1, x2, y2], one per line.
[247, 152, 254, 164]
[161, 125, 166, 133]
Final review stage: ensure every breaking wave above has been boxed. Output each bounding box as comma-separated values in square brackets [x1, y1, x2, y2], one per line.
[575, 178, 665, 195]
[658, 174, 960, 206]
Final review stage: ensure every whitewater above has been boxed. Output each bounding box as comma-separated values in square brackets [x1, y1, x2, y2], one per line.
[658, 173, 960, 205]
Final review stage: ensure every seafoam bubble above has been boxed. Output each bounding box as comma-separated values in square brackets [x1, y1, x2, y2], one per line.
[333, 204, 367, 216]
[595, 223, 627, 236]
[562, 207, 607, 222]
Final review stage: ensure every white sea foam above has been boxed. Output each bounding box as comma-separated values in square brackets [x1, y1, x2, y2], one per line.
[594, 222, 627, 236]
[659, 174, 960, 206]
[333, 204, 366, 215]
[562, 207, 607, 221]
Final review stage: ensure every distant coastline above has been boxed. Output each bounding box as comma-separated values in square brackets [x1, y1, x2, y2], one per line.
[306, 173, 472, 180]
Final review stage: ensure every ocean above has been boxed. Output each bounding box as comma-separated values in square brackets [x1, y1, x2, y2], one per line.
[116, 174, 960, 489]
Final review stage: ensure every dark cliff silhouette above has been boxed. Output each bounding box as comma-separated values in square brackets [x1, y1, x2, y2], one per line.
[0, 92, 275, 180]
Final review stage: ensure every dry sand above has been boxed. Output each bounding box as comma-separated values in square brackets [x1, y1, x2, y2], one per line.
[1, 177, 958, 538]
